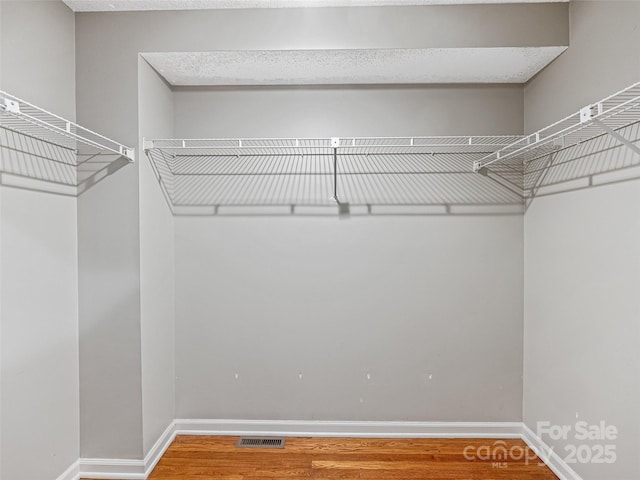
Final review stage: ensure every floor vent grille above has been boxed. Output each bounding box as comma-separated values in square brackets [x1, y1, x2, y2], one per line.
[236, 437, 286, 449]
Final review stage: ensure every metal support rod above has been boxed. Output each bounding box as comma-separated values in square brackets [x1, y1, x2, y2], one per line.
[592, 118, 640, 156]
[332, 147, 338, 201]
[482, 169, 525, 199]
[525, 152, 556, 211]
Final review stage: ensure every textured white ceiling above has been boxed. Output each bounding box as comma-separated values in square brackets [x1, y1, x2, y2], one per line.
[63, 0, 568, 12]
[142, 47, 567, 86]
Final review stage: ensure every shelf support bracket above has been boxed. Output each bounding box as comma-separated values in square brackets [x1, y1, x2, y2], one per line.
[331, 137, 340, 202]
[592, 118, 640, 156]
[525, 152, 557, 210]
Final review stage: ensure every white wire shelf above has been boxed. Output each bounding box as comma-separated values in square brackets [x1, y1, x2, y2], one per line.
[145, 135, 524, 215]
[474, 81, 640, 173]
[1, 90, 135, 195]
[146, 136, 522, 157]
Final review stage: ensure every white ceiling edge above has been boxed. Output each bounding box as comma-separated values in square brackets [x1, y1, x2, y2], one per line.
[142, 47, 567, 87]
[63, 0, 569, 12]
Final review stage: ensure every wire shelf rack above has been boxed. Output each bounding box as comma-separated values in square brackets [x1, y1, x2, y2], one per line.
[474, 81, 640, 175]
[0, 90, 134, 195]
[149, 136, 522, 157]
[521, 120, 640, 201]
[145, 135, 524, 216]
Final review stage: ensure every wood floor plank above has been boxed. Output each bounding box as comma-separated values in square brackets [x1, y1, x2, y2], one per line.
[83, 436, 559, 480]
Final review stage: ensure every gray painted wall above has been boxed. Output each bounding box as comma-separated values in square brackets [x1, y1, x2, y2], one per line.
[172, 86, 525, 421]
[76, 16, 144, 461]
[138, 58, 176, 457]
[0, 1, 79, 479]
[523, 2, 640, 479]
[0, 189, 79, 480]
[77, 128, 144, 458]
[175, 215, 525, 421]
[174, 85, 523, 138]
[0, 0, 76, 119]
[525, 183, 640, 480]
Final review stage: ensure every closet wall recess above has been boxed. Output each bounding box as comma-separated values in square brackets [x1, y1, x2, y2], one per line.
[0, 90, 135, 196]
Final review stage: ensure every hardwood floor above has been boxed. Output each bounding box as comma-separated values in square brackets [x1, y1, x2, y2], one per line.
[120, 436, 560, 480]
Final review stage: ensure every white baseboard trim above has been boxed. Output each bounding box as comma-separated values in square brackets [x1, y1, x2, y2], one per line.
[74, 419, 584, 480]
[174, 418, 524, 439]
[144, 421, 177, 477]
[79, 458, 145, 480]
[79, 421, 176, 480]
[56, 460, 80, 480]
[521, 423, 584, 480]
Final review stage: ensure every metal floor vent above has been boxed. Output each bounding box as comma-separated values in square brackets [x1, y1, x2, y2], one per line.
[236, 437, 286, 449]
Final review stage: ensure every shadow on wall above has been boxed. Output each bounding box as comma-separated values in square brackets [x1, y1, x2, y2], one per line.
[484, 121, 640, 211]
[0, 127, 130, 197]
[145, 148, 526, 217]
